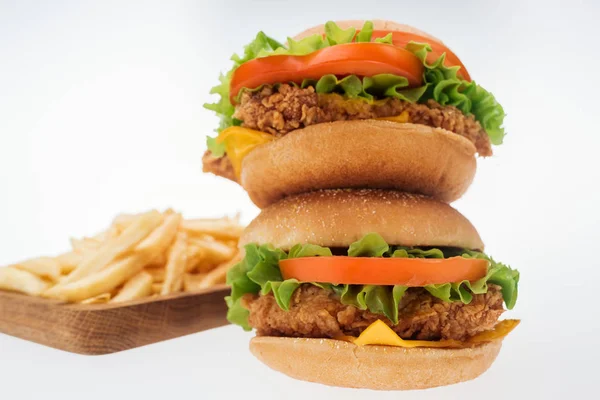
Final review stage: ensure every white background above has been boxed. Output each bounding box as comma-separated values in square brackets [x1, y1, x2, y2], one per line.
[1, 0, 599, 399]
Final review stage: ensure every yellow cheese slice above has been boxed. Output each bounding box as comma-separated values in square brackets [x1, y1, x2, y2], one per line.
[376, 111, 410, 123]
[216, 127, 275, 178]
[344, 319, 520, 348]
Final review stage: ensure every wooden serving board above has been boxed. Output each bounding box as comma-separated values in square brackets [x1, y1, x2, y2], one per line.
[0, 285, 230, 355]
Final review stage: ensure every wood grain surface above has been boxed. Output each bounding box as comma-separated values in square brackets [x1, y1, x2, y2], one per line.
[0, 285, 230, 355]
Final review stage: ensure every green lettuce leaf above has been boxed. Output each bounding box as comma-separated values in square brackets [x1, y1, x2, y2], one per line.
[261, 279, 301, 311]
[348, 232, 389, 257]
[225, 296, 251, 331]
[391, 247, 445, 258]
[297, 74, 426, 102]
[225, 233, 520, 328]
[258, 20, 374, 58]
[206, 136, 226, 158]
[336, 284, 408, 324]
[374, 33, 393, 44]
[424, 250, 519, 307]
[356, 21, 373, 42]
[288, 243, 333, 258]
[324, 21, 356, 45]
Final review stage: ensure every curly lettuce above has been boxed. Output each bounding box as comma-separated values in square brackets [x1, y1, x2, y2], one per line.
[225, 233, 520, 330]
[204, 21, 506, 153]
[405, 42, 506, 144]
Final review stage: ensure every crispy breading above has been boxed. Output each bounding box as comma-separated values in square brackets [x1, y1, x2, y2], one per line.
[242, 284, 504, 341]
[202, 150, 237, 182]
[234, 84, 492, 156]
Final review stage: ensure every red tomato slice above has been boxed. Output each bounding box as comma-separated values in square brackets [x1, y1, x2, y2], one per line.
[230, 43, 424, 103]
[279, 256, 488, 286]
[369, 30, 471, 81]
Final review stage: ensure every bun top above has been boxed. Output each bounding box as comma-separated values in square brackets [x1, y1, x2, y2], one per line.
[241, 189, 484, 251]
[292, 20, 442, 42]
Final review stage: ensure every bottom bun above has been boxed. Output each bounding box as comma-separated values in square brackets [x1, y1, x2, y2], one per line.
[250, 337, 502, 390]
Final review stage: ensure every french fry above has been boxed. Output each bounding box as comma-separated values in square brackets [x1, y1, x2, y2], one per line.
[146, 253, 167, 269]
[136, 213, 181, 256]
[185, 244, 207, 272]
[111, 211, 173, 235]
[196, 253, 241, 289]
[12, 257, 62, 281]
[0, 267, 50, 295]
[0, 209, 243, 304]
[189, 237, 235, 264]
[181, 215, 243, 240]
[43, 253, 151, 302]
[80, 293, 111, 304]
[193, 260, 218, 274]
[111, 213, 136, 233]
[111, 271, 153, 303]
[224, 240, 239, 248]
[161, 233, 188, 295]
[144, 267, 165, 282]
[59, 210, 163, 285]
[151, 283, 163, 295]
[55, 252, 82, 275]
[182, 272, 208, 292]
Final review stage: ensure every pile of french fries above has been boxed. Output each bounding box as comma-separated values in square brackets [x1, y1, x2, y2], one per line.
[0, 210, 243, 304]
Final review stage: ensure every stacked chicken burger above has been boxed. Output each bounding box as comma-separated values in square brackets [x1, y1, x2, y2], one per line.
[204, 20, 520, 390]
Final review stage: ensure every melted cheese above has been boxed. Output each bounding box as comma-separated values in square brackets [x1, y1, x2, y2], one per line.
[216, 127, 275, 178]
[377, 111, 410, 123]
[343, 319, 520, 348]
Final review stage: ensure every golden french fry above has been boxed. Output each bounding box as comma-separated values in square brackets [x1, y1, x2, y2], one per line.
[111, 213, 136, 233]
[144, 267, 165, 282]
[181, 215, 243, 240]
[0, 267, 50, 295]
[0, 210, 245, 304]
[12, 257, 62, 282]
[182, 272, 208, 292]
[224, 240, 239, 248]
[189, 237, 235, 264]
[161, 233, 187, 295]
[60, 210, 163, 285]
[151, 282, 163, 295]
[55, 252, 82, 275]
[147, 253, 167, 269]
[112, 210, 174, 235]
[196, 253, 241, 289]
[136, 213, 181, 255]
[80, 293, 111, 304]
[185, 244, 208, 272]
[194, 260, 219, 274]
[43, 253, 151, 302]
[111, 271, 153, 303]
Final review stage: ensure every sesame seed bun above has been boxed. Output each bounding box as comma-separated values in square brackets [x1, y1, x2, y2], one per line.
[240, 189, 484, 251]
[250, 336, 502, 390]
